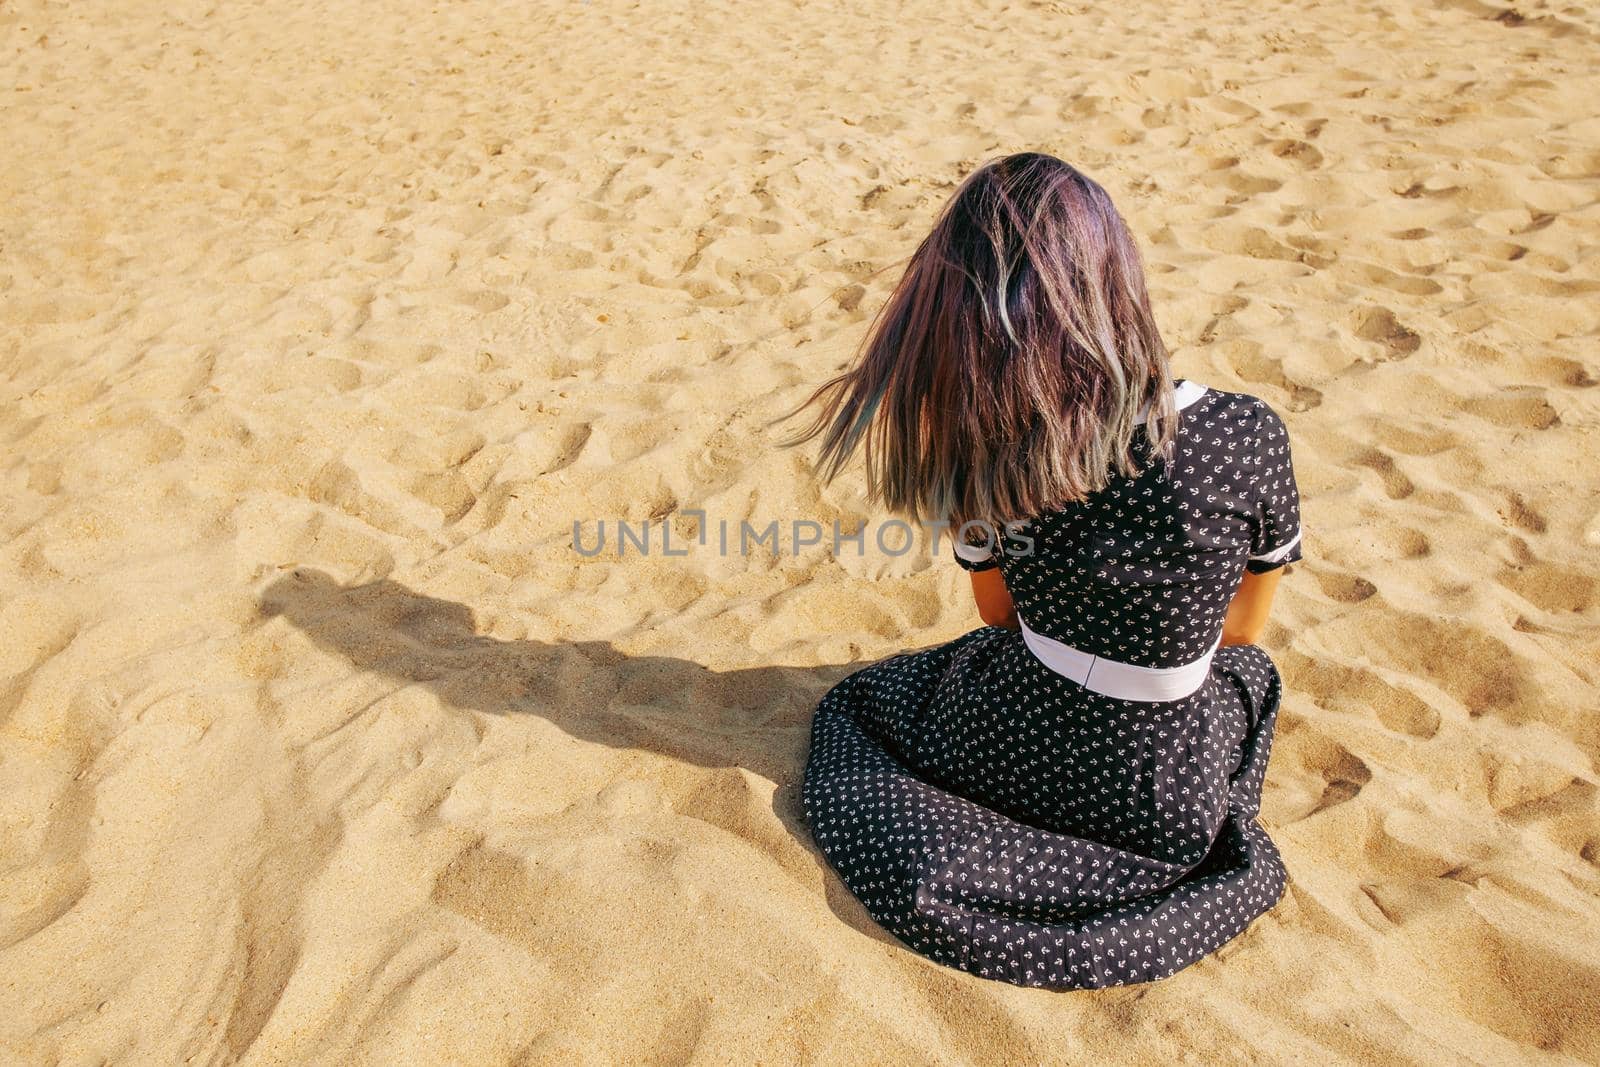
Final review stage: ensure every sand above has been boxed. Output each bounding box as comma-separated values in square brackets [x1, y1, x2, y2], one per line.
[2, 0, 1598, 1062]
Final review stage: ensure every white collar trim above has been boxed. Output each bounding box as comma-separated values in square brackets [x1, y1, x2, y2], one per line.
[1137, 379, 1207, 420]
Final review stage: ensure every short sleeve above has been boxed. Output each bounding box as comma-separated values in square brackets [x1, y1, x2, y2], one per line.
[1245, 404, 1304, 574]
[951, 524, 1000, 572]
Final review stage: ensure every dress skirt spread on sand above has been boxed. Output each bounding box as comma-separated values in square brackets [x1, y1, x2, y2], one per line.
[802, 380, 1305, 989]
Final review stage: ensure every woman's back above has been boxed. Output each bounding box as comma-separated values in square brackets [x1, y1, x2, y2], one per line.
[983, 380, 1303, 670]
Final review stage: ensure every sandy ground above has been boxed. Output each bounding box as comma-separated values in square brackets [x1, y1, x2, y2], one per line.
[2, 0, 1599, 1062]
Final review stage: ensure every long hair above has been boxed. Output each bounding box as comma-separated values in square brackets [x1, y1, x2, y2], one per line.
[783, 152, 1178, 528]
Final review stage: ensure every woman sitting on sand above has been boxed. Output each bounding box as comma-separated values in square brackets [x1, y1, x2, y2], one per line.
[788, 152, 1303, 989]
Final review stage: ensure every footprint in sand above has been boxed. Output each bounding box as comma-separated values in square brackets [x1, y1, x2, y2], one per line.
[1285, 651, 1443, 740]
[1350, 446, 1415, 500]
[1498, 561, 1596, 614]
[1461, 390, 1561, 430]
[1312, 571, 1378, 605]
[1281, 736, 1373, 823]
[1269, 139, 1324, 169]
[1352, 306, 1421, 360]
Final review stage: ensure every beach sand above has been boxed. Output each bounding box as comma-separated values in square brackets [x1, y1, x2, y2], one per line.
[3, 0, 1599, 1062]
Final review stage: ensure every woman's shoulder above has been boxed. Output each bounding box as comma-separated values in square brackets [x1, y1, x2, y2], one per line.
[1187, 383, 1288, 444]
[1177, 384, 1297, 491]
[1189, 381, 1275, 417]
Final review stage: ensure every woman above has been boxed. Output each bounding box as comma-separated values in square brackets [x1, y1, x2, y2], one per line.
[787, 152, 1303, 989]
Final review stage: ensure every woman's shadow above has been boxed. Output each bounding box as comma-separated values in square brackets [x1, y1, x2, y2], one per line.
[258, 567, 894, 941]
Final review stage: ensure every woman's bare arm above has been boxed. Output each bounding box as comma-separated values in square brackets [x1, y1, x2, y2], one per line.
[970, 568, 1020, 630]
[1220, 567, 1284, 646]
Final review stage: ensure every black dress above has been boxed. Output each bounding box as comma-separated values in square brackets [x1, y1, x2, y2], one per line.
[801, 379, 1304, 989]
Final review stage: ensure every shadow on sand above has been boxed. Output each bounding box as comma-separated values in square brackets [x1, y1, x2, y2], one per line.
[257, 567, 896, 943]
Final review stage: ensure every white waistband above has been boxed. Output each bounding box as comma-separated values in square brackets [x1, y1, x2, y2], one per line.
[1017, 618, 1221, 702]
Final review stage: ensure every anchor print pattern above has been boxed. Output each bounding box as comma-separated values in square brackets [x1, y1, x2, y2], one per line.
[802, 381, 1303, 988]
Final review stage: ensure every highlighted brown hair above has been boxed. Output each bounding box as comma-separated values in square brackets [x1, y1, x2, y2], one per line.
[786, 152, 1178, 527]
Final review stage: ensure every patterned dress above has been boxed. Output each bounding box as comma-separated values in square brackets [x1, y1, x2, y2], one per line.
[802, 379, 1304, 989]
